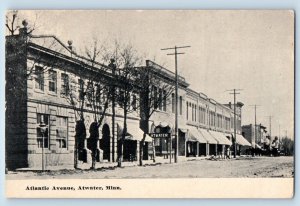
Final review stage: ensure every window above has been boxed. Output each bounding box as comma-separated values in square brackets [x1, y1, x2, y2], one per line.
[179, 96, 182, 115]
[172, 93, 175, 113]
[35, 66, 44, 91]
[36, 114, 49, 148]
[153, 86, 158, 109]
[86, 82, 94, 104]
[192, 104, 194, 121]
[61, 73, 69, 96]
[95, 84, 101, 103]
[48, 70, 57, 93]
[194, 105, 197, 122]
[159, 89, 163, 110]
[186, 101, 189, 120]
[78, 79, 84, 100]
[163, 90, 167, 112]
[56, 116, 68, 148]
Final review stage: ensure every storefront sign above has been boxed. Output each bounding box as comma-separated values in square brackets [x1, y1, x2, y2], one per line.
[151, 133, 170, 138]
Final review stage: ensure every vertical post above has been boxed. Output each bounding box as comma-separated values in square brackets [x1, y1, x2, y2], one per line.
[169, 134, 172, 163]
[269, 116, 272, 150]
[254, 105, 257, 145]
[174, 46, 179, 163]
[233, 89, 237, 158]
[42, 132, 45, 171]
[109, 59, 116, 162]
[196, 142, 199, 157]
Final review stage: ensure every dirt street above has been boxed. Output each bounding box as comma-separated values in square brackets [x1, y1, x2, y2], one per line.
[6, 156, 294, 179]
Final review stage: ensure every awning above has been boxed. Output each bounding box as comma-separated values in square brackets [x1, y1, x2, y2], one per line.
[235, 134, 251, 146]
[179, 126, 188, 133]
[150, 121, 174, 134]
[198, 128, 218, 144]
[117, 123, 152, 142]
[187, 126, 207, 143]
[209, 131, 232, 145]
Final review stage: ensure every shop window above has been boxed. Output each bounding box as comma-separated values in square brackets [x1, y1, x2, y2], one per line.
[36, 113, 49, 148]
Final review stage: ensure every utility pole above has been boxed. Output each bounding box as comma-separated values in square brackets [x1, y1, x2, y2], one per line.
[227, 89, 242, 158]
[161, 45, 191, 163]
[249, 105, 260, 146]
[266, 115, 273, 149]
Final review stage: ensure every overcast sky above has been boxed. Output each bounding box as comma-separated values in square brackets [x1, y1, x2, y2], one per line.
[15, 10, 294, 138]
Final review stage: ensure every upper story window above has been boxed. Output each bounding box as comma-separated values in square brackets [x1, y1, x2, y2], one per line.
[95, 84, 101, 103]
[163, 90, 167, 112]
[153, 86, 158, 110]
[179, 96, 182, 115]
[86, 82, 93, 100]
[36, 113, 49, 148]
[186, 101, 189, 120]
[158, 88, 163, 111]
[48, 70, 57, 93]
[171, 93, 175, 113]
[61, 73, 69, 96]
[78, 79, 84, 100]
[35, 66, 44, 91]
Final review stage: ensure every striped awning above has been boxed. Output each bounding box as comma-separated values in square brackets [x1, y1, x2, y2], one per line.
[198, 128, 218, 144]
[187, 126, 207, 143]
[209, 131, 232, 145]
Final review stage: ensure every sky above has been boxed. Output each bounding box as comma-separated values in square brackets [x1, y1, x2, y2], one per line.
[12, 10, 294, 138]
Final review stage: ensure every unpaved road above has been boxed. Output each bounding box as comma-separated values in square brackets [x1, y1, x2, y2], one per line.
[6, 156, 294, 179]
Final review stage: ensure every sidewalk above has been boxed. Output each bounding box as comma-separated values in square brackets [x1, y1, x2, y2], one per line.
[14, 156, 210, 172]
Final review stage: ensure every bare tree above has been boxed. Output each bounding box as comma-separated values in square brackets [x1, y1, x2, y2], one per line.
[138, 61, 175, 165]
[63, 39, 114, 169]
[103, 41, 143, 167]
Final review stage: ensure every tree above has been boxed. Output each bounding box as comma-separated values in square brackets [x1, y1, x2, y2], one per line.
[138, 61, 175, 166]
[281, 137, 294, 156]
[63, 39, 114, 169]
[103, 41, 143, 167]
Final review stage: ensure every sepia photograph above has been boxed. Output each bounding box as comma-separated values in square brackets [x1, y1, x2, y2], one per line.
[5, 10, 294, 198]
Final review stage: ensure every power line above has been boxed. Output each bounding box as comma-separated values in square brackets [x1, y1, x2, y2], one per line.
[161, 45, 191, 163]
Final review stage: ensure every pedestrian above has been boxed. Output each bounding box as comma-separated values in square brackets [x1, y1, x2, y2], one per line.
[225, 147, 231, 159]
[272, 136, 279, 157]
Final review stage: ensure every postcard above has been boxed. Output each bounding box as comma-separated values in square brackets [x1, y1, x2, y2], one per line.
[5, 10, 294, 198]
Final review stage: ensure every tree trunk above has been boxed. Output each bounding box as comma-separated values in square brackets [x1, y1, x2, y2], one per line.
[152, 138, 156, 163]
[74, 141, 78, 169]
[118, 108, 127, 167]
[139, 137, 145, 166]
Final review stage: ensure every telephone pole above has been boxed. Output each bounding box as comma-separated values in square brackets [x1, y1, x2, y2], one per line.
[161, 45, 191, 163]
[266, 115, 273, 149]
[249, 105, 260, 146]
[227, 89, 242, 158]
